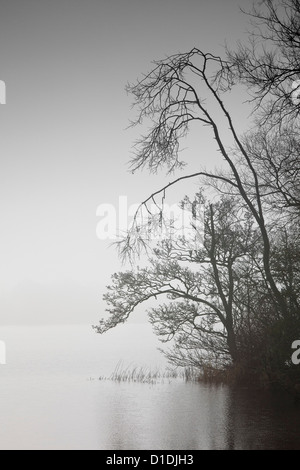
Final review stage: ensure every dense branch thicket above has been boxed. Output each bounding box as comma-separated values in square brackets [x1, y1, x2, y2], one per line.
[95, 0, 300, 388]
[98, 198, 263, 366]
[227, 0, 300, 126]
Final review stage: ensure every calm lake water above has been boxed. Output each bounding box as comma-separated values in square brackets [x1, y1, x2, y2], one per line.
[0, 323, 300, 450]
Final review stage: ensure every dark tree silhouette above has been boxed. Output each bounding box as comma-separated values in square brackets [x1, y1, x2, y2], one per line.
[96, 196, 263, 367]
[96, 0, 300, 384]
[226, 0, 300, 126]
[115, 48, 288, 317]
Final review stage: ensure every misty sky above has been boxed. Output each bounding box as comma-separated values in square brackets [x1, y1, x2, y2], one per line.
[0, 0, 251, 325]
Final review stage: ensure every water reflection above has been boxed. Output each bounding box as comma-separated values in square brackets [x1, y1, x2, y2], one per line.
[224, 387, 300, 450]
[1, 325, 300, 450]
[99, 381, 300, 450]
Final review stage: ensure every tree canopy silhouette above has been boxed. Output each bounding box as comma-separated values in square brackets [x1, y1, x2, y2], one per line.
[95, 0, 300, 386]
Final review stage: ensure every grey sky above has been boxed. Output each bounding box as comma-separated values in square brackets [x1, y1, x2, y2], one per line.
[0, 0, 251, 324]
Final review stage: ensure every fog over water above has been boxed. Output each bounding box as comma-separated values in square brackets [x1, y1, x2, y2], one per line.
[0, 324, 300, 450]
[2, 0, 300, 451]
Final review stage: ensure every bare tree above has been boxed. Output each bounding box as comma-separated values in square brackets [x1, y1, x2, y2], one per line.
[241, 125, 300, 215]
[271, 226, 300, 313]
[117, 48, 287, 317]
[96, 196, 264, 366]
[96, 1, 300, 384]
[226, 0, 300, 126]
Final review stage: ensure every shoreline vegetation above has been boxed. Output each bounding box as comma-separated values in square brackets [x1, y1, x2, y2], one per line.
[99, 361, 300, 398]
[99, 362, 208, 385]
[96, 2, 300, 400]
